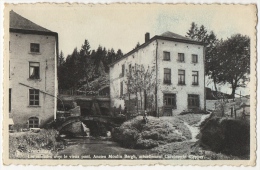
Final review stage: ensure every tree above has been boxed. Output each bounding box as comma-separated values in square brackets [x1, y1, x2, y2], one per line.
[216, 34, 250, 98]
[64, 48, 80, 89]
[58, 51, 65, 66]
[186, 22, 219, 91]
[57, 39, 124, 92]
[186, 22, 199, 40]
[57, 51, 66, 90]
[115, 49, 123, 61]
[106, 48, 116, 69]
[124, 64, 156, 112]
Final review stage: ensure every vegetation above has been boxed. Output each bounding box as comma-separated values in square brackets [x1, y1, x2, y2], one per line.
[123, 64, 156, 112]
[186, 22, 250, 97]
[199, 116, 250, 157]
[58, 39, 124, 91]
[112, 116, 191, 149]
[9, 129, 62, 159]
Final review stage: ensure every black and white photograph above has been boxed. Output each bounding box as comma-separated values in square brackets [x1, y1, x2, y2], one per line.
[2, 3, 257, 166]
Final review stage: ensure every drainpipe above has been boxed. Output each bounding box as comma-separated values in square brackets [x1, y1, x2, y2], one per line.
[155, 39, 158, 117]
[203, 46, 206, 112]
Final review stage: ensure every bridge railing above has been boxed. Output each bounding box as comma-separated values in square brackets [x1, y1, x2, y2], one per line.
[59, 89, 109, 97]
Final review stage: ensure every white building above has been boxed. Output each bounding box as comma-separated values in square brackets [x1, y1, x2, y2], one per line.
[109, 32, 205, 116]
[9, 11, 58, 129]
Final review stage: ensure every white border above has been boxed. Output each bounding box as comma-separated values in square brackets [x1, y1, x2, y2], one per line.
[0, 0, 259, 170]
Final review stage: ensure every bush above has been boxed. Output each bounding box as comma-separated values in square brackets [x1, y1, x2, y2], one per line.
[9, 129, 61, 159]
[112, 116, 187, 149]
[199, 117, 250, 156]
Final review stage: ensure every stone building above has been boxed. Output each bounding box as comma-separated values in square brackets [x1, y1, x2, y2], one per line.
[9, 11, 58, 128]
[109, 32, 205, 116]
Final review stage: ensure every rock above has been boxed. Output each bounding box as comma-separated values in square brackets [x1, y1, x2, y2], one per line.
[60, 121, 84, 137]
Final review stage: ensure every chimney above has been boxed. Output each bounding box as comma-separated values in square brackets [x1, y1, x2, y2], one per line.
[145, 32, 150, 43]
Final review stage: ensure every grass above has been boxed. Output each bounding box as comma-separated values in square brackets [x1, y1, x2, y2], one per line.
[9, 129, 62, 159]
[113, 115, 194, 149]
[112, 113, 209, 150]
[176, 114, 203, 125]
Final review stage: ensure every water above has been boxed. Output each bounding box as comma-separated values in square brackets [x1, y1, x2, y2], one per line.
[57, 137, 156, 156]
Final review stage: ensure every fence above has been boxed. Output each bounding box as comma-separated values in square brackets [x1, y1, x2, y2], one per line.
[59, 89, 109, 96]
[212, 99, 250, 120]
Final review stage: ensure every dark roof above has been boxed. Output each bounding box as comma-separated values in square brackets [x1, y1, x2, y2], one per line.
[160, 31, 194, 41]
[109, 31, 204, 66]
[10, 10, 56, 35]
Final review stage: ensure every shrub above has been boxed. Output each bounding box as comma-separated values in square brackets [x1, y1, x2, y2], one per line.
[9, 129, 61, 159]
[199, 117, 250, 156]
[112, 116, 187, 149]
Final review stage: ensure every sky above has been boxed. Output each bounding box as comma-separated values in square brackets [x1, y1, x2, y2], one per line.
[6, 4, 256, 95]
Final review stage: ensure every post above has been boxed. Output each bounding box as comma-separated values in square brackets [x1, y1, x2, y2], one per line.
[234, 109, 237, 119]
[231, 107, 233, 117]
[240, 91, 241, 101]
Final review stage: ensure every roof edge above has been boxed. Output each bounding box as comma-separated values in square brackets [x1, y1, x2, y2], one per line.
[10, 28, 58, 36]
[109, 35, 205, 67]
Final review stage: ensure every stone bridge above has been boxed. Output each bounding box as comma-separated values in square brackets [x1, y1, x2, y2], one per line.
[57, 95, 127, 136]
[56, 115, 126, 136]
[58, 95, 111, 117]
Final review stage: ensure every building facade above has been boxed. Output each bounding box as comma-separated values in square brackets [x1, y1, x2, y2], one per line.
[109, 32, 205, 116]
[9, 11, 58, 128]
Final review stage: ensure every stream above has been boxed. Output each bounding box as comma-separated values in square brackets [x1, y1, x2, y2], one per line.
[57, 137, 156, 157]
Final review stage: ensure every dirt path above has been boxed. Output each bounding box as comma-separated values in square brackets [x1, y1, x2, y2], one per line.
[183, 114, 211, 142]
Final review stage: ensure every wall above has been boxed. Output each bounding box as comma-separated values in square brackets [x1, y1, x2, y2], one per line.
[110, 38, 205, 115]
[109, 40, 157, 110]
[156, 39, 205, 115]
[9, 32, 57, 128]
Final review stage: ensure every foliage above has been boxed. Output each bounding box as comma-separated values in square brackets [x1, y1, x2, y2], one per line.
[199, 116, 250, 156]
[186, 23, 250, 97]
[58, 39, 124, 90]
[112, 116, 188, 149]
[78, 74, 109, 95]
[123, 64, 156, 111]
[216, 34, 250, 97]
[186, 22, 219, 91]
[9, 129, 62, 159]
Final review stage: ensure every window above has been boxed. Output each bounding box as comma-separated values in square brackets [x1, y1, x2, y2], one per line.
[122, 64, 125, 77]
[29, 89, 39, 106]
[163, 51, 170, 61]
[192, 54, 198, 63]
[29, 62, 40, 79]
[120, 82, 123, 97]
[164, 68, 171, 84]
[178, 53, 185, 62]
[188, 94, 200, 108]
[178, 70, 185, 85]
[192, 71, 199, 85]
[30, 43, 40, 53]
[9, 88, 11, 113]
[163, 94, 176, 108]
[129, 64, 132, 74]
[28, 117, 39, 128]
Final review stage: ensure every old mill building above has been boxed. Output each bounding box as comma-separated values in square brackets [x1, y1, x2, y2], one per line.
[109, 32, 205, 116]
[9, 11, 58, 129]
